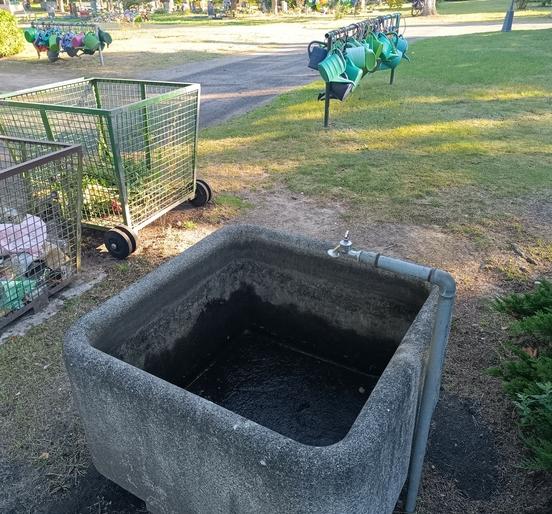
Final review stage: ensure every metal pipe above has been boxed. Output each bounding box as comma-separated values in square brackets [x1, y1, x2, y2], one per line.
[404, 270, 455, 513]
[327, 232, 456, 513]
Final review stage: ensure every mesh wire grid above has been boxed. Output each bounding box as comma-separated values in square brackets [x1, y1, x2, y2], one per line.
[0, 79, 199, 230]
[0, 137, 81, 329]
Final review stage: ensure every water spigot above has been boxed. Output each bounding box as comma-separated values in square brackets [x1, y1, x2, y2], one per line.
[327, 230, 353, 258]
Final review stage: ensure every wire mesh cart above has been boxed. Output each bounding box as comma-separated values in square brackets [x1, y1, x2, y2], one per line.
[0, 78, 211, 259]
[0, 136, 82, 330]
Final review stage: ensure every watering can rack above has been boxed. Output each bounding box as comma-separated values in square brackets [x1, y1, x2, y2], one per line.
[308, 13, 408, 127]
[24, 20, 111, 65]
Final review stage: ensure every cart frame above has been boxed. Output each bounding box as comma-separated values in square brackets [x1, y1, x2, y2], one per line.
[0, 77, 202, 233]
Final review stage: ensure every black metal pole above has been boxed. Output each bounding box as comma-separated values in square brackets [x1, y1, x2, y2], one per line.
[323, 37, 332, 128]
[323, 83, 331, 128]
[390, 68, 395, 85]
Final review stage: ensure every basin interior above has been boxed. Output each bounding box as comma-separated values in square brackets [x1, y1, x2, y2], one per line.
[155, 286, 383, 446]
[106, 254, 429, 447]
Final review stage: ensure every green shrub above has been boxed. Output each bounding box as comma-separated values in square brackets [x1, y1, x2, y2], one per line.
[523, 435, 552, 470]
[495, 280, 552, 350]
[0, 10, 24, 59]
[514, 383, 552, 470]
[385, 0, 404, 8]
[489, 345, 552, 398]
[495, 280, 552, 319]
[513, 310, 552, 344]
[490, 281, 552, 471]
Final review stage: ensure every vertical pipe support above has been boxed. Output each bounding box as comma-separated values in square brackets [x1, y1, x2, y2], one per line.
[353, 251, 456, 514]
[139, 82, 153, 174]
[404, 270, 456, 513]
[75, 150, 83, 272]
[323, 83, 331, 128]
[40, 109, 55, 141]
[96, 25, 104, 66]
[191, 85, 201, 196]
[105, 115, 132, 228]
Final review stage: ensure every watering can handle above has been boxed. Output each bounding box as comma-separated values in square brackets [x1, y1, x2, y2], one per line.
[308, 41, 327, 56]
[332, 47, 346, 64]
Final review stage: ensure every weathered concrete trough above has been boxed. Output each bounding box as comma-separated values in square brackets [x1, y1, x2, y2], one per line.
[64, 225, 443, 514]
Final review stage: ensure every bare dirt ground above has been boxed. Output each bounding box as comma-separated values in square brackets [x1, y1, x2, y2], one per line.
[2, 183, 550, 514]
[236, 186, 552, 514]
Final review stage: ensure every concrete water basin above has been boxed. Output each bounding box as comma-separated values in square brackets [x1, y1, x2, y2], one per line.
[65, 225, 446, 514]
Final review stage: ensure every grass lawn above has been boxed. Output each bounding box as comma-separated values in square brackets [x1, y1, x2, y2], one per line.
[438, 0, 551, 16]
[200, 29, 552, 227]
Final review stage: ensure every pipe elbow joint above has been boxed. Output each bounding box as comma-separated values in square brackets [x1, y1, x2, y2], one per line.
[429, 268, 456, 299]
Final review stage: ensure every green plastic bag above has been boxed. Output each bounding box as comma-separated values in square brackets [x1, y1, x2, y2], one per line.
[0, 278, 37, 311]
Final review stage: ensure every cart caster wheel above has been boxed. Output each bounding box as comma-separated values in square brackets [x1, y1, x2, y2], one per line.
[104, 228, 132, 260]
[114, 224, 138, 254]
[196, 179, 212, 202]
[190, 180, 211, 207]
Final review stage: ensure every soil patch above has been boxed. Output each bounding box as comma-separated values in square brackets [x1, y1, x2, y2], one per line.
[426, 393, 499, 500]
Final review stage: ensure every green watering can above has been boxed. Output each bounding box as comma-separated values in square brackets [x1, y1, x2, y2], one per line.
[376, 32, 399, 61]
[83, 32, 101, 52]
[345, 46, 366, 70]
[318, 50, 347, 83]
[345, 57, 363, 88]
[365, 32, 384, 60]
[346, 44, 377, 75]
[48, 34, 60, 53]
[377, 49, 403, 71]
[387, 32, 409, 60]
[318, 50, 356, 101]
[24, 27, 37, 43]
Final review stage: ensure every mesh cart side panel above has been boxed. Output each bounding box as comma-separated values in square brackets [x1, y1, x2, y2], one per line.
[5, 81, 97, 109]
[112, 87, 199, 228]
[0, 79, 200, 231]
[0, 105, 124, 228]
[0, 138, 81, 329]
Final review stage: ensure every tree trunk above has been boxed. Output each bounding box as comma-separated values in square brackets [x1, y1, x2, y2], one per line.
[273, 0, 278, 14]
[57, 0, 65, 13]
[422, 0, 437, 16]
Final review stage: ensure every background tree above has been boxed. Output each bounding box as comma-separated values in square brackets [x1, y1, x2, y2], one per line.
[423, 0, 437, 15]
[0, 10, 24, 58]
